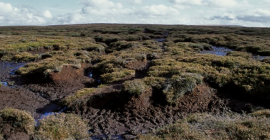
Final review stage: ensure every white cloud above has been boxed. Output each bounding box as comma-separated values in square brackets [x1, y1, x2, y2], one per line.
[80, 0, 122, 9]
[0, 2, 14, 14]
[169, 0, 238, 7]
[138, 5, 179, 17]
[43, 10, 52, 18]
[0, 2, 51, 25]
[169, 0, 203, 5]
[1, 0, 270, 27]
[55, 2, 182, 25]
[134, 0, 143, 4]
[206, 0, 238, 8]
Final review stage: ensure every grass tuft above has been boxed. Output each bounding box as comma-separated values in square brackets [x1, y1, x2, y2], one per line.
[34, 113, 89, 140]
[0, 108, 35, 135]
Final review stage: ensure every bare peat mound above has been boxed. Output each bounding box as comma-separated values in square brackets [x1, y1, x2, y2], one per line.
[63, 83, 227, 137]
[18, 64, 94, 101]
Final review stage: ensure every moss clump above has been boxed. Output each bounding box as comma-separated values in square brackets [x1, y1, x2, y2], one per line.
[123, 79, 149, 96]
[34, 113, 89, 140]
[163, 73, 203, 105]
[0, 108, 35, 136]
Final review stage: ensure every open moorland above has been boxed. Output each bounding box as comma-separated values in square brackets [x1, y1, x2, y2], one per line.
[1, 24, 270, 139]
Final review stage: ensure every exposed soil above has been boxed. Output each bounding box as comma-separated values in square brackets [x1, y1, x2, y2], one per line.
[0, 62, 93, 118]
[0, 62, 25, 81]
[64, 82, 256, 138]
[0, 60, 261, 139]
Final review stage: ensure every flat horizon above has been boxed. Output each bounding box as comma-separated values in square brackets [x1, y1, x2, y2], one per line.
[0, 0, 270, 27]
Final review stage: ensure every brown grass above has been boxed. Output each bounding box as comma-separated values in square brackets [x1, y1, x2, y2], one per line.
[139, 111, 270, 140]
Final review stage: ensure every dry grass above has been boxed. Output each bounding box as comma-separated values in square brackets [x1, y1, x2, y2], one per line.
[34, 113, 89, 140]
[0, 108, 35, 135]
[123, 79, 149, 96]
[139, 111, 270, 140]
[62, 88, 99, 107]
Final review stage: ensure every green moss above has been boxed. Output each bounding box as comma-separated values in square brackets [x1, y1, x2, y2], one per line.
[34, 113, 89, 140]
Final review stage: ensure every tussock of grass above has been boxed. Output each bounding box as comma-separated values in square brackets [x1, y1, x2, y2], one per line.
[123, 79, 149, 96]
[139, 111, 270, 140]
[226, 51, 253, 59]
[143, 77, 166, 89]
[34, 113, 89, 140]
[163, 73, 203, 105]
[12, 52, 38, 62]
[251, 109, 270, 117]
[62, 88, 99, 107]
[0, 108, 35, 135]
[101, 69, 135, 83]
[16, 50, 86, 76]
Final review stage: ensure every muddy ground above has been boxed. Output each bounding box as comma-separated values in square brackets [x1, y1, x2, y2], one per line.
[0, 60, 260, 139]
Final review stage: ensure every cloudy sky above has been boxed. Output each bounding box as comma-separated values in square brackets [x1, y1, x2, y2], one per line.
[0, 0, 270, 27]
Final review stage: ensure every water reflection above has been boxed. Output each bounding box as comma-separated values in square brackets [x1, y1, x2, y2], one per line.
[201, 46, 233, 56]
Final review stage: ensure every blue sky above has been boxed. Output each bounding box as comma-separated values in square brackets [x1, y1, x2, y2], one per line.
[0, 0, 270, 27]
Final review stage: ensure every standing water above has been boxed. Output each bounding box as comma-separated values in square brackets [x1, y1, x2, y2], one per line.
[201, 46, 233, 56]
[0, 62, 25, 87]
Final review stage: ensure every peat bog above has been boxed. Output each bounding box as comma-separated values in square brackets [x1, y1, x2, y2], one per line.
[1, 24, 270, 139]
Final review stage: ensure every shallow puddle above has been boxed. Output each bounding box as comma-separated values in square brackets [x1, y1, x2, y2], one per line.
[0, 62, 25, 77]
[201, 46, 233, 56]
[0, 62, 25, 87]
[0, 81, 8, 86]
[86, 70, 102, 84]
[155, 38, 166, 42]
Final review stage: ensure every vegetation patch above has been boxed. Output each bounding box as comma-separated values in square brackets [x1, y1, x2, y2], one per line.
[0, 108, 35, 136]
[101, 69, 135, 83]
[163, 73, 203, 105]
[62, 88, 99, 107]
[34, 113, 89, 140]
[139, 111, 270, 140]
[123, 79, 149, 96]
